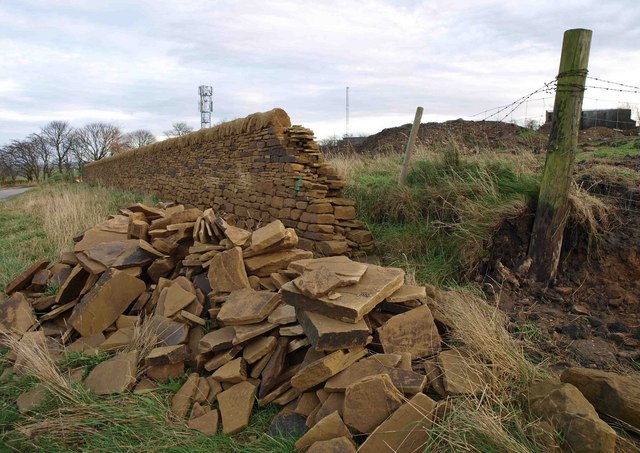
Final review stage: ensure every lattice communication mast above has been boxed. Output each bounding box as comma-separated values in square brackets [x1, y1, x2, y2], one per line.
[199, 85, 213, 129]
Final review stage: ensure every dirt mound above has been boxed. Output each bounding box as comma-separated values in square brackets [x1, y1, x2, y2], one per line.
[482, 157, 640, 372]
[357, 119, 546, 153]
[578, 126, 626, 142]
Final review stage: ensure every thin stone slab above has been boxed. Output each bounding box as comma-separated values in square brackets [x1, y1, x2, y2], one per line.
[6, 259, 49, 295]
[386, 285, 427, 303]
[16, 384, 49, 413]
[233, 322, 277, 344]
[439, 348, 488, 395]
[243, 336, 277, 364]
[147, 315, 190, 346]
[282, 265, 404, 323]
[244, 249, 313, 277]
[188, 408, 219, 435]
[0, 292, 37, 338]
[68, 269, 145, 337]
[359, 393, 437, 453]
[146, 345, 189, 366]
[377, 305, 441, 358]
[199, 326, 236, 353]
[297, 309, 370, 351]
[217, 288, 281, 325]
[55, 265, 89, 304]
[207, 247, 251, 292]
[99, 327, 135, 351]
[217, 381, 257, 434]
[291, 348, 368, 392]
[84, 351, 138, 395]
[268, 304, 296, 325]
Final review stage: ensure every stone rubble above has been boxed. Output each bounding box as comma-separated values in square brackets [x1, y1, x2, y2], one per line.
[1, 201, 633, 451]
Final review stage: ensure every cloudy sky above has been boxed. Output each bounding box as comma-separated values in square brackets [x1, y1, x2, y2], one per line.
[1, 0, 639, 144]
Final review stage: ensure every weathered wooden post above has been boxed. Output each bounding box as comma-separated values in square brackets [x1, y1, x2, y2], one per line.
[528, 29, 592, 283]
[398, 106, 424, 186]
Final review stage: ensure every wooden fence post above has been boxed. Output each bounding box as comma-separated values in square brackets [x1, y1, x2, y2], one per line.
[398, 106, 424, 186]
[528, 28, 592, 283]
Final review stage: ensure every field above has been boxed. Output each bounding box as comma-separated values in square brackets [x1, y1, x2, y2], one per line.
[1, 133, 640, 452]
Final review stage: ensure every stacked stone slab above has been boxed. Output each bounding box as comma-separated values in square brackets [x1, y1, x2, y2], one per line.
[84, 109, 374, 256]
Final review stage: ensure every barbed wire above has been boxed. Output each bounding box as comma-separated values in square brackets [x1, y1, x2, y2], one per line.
[585, 85, 640, 94]
[587, 76, 640, 92]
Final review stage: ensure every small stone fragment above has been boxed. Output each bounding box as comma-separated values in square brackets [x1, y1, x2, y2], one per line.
[188, 409, 219, 435]
[171, 373, 200, 418]
[145, 345, 189, 367]
[268, 304, 297, 325]
[297, 309, 370, 351]
[5, 259, 49, 295]
[294, 411, 352, 452]
[211, 358, 247, 383]
[307, 437, 356, 453]
[291, 348, 368, 392]
[207, 247, 250, 292]
[0, 292, 37, 339]
[83, 351, 138, 395]
[293, 266, 343, 299]
[243, 336, 277, 364]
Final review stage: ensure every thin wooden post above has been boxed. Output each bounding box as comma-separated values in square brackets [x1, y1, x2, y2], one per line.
[528, 29, 592, 283]
[398, 106, 424, 186]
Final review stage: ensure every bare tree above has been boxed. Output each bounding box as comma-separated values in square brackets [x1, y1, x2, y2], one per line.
[75, 123, 123, 162]
[0, 147, 18, 183]
[122, 129, 157, 149]
[4, 139, 41, 182]
[164, 122, 194, 138]
[41, 120, 74, 173]
[29, 133, 53, 179]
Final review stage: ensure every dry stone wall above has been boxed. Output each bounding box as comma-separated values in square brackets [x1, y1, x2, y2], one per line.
[85, 108, 374, 255]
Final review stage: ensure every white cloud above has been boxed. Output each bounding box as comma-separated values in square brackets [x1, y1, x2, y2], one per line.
[0, 0, 638, 143]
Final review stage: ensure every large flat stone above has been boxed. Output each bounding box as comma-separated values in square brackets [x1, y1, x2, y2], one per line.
[0, 292, 37, 339]
[217, 381, 257, 434]
[282, 265, 404, 323]
[291, 348, 368, 392]
[217, 288, 281, 325]
[359, 393, 437, 453]
[5, 259, 49, 295]
[297, 309, 370, 351]
[74, 229, 128, 252]
[343, 373, 404, 434]
[561, 367, 640, 430]
[207, 247, 250, 292]
[83, 351, 138, 395]
[377, 305, 441, 358]
[68, 269, 145, 337]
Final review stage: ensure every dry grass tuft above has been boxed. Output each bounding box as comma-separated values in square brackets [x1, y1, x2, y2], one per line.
[4, 183, 154, 255]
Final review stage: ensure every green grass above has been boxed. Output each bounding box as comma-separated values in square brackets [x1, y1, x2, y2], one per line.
[576, 138, 640, 161]
[0, 208, 56, 293]
[345, 148, 540, 285]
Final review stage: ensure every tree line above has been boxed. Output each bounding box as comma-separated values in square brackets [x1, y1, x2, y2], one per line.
[0, 121, 194, 183]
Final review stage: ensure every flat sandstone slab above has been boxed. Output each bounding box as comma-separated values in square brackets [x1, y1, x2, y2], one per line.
[282, 265, 404, 323]
[296, 309, 370, 351]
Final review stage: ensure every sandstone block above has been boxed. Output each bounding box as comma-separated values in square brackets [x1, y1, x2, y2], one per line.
[207, 247, 250, 292]
[297, 309, 369, 351]
[377, 305, 441, 358]
[217, 381, 257, 434]
[217, 288, 281, 325]
[84, 351, 138, 395]
[343, 373, 404, 434]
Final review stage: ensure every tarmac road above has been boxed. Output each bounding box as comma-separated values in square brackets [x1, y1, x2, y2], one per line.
[0, 187, 32, 201]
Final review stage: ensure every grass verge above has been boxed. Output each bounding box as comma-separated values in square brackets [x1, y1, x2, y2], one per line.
[0, 183, 155, 292]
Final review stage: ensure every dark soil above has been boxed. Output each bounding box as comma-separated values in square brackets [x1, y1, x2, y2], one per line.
[482, 159, 640, 373]
[355, 119, 547, 153]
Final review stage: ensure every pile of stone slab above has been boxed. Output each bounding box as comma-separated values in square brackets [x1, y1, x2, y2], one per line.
[1, 202, 492, 451]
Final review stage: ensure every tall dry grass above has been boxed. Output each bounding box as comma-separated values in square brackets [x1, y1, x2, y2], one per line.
[5, 183, 155, 255]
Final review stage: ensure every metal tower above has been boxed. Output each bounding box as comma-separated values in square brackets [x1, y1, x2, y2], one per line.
[199, 85, 213, 129]
[345, 86, 350, 138]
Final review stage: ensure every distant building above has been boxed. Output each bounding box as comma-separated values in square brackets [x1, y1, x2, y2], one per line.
[545, 108, 637, 130]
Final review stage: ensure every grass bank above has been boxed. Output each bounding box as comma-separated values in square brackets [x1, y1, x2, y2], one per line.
[329, 146, 542, 286]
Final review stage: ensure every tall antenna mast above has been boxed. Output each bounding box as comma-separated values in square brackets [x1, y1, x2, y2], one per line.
[345, 86, 350, 137]
[199, 85, 213, 129]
